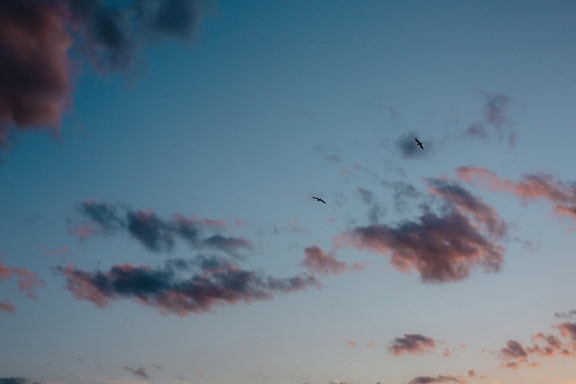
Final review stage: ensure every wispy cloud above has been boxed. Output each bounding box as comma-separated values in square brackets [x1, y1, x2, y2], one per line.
[123, 366, 149, 380]
[0, 301, 15, 313]
[56, 256, 319, 316]
[457, 166, 576, 223]
[338, 179, 505, 283]
[389, 334, 436, 356]
[72, 201, 253, 256]
[0, 261, 45, 308]
[0, 0, 211, 146]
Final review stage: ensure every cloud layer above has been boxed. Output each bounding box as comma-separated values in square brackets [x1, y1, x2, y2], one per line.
[56, 256, 319, 316]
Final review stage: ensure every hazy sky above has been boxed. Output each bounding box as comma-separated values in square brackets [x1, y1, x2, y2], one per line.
[1, 1, 576, 384]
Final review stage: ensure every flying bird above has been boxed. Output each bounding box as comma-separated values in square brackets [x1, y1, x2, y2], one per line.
[312, 196, 326, 204]
[415, 137, 424, 150]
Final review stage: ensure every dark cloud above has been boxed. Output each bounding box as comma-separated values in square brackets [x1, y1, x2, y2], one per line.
[0, 301, 16, 313]
[459, 90, 516, 147]
[127, 210, 175, 253]
[202, 235, 252, 254]
[388, 334, 436, 356]
[0, 379, 41, 384]
[74, 202, 252, 256]
[78, 201, 123, 232]
[56, 256, 319, 316]
[0, 0, 71, 145]
[396, 133, 431, 159]
[0, 0, 210, 145]
[124, 366, 149, 379]
[406, 375, 464, 384]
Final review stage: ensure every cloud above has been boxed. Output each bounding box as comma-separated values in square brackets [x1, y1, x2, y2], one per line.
[0, 379, 41, 384]
[0, 0, 210, 145]
[0, 301, 16, 313]
[56, 256, 319, 316]
[338, 179, 505, 283]
[73, 202, 252, 256]
[457, 166, 576, 223]
[389, 334, 436, 356]
[124, 366, 149, 379]
[0, 261, 45, 301]
[459, 90, 516, 147]
[301, 246, 365, 276]
[499, 321, 576, 369]
[555, 310, 576, 320]
[425, 178, 507, 239]
[0, 0, 72, 146]
[406, 375, 465, 384]
[381, 180, 420, 214]
[356, 187, 385, 224]
[346, 340, 357, 348]
[396, 133, 431, 159]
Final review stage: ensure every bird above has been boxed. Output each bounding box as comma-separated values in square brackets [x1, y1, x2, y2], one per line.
[312, 196, 326, 204]
[415, 137, 424, 150]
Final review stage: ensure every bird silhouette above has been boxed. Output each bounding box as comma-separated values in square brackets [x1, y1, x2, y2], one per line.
[312, 196, 326, 204]
[415, 137, 424, 150]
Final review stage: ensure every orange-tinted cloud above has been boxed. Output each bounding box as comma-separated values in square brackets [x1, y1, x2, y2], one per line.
[389, 334, 436, 356]
[346, 340, 357, 348]
[458, 166, 576, 222]
[56, 256, 319, 316]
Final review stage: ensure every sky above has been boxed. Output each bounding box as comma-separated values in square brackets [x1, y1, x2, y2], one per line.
[1, 1, 576, 383]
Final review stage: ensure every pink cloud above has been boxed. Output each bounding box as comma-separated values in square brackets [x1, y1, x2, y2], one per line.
[346, 340, 357, 348]
[337, 179, 506, 283]
[57, 257, 319, 316]
[302, 246, 347, 276]
[499, 321, 576, 369]
[68, 225, 98, 240]
[458, 166, 576, 223]
[0, 300, 16, 313]
[0, 261, 45, 307]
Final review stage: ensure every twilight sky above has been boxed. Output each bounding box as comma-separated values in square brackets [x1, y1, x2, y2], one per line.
[1, 1, 576, 384]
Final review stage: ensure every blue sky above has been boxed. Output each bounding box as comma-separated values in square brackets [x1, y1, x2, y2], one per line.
[1, 1, 576, 384]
